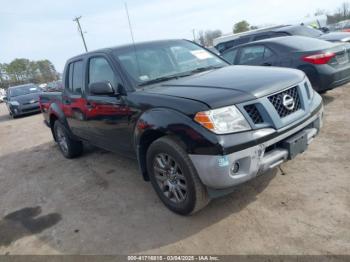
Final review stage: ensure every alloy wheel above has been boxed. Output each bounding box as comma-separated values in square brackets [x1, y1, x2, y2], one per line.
[56, 126, 69, 154]
[153, 153, 188, 203]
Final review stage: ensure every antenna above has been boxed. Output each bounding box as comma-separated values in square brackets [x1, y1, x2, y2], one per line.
[124, 2, 141, 78]
[73, 16, 88, 52]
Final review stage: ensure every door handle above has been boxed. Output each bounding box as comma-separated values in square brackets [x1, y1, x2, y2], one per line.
[262, 62, 272, 66]
[63, 99, 71, 104]
[86, 102, 95, 109]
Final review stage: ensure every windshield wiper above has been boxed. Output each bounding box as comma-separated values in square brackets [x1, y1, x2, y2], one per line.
[138, 66, 224, 87]
[138, 72, 192, 86]
[189, 65, 224, 74]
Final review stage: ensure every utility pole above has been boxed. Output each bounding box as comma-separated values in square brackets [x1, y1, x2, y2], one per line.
[73, 16, 88, 52]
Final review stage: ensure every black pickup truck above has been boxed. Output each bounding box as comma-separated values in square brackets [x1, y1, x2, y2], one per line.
[40, 39, 323, 215]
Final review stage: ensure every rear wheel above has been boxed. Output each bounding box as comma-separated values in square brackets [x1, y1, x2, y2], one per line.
[9, 110, 17, 119]
[146, 136, 209, 215]
[53, 121, 83, 158]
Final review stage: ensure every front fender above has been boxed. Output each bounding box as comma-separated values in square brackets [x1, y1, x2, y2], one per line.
[134, 108, 221, 155]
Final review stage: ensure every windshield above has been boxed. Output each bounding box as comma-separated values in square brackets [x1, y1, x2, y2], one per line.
[113, 40, 228, 86]
[9, 85, 41, 97]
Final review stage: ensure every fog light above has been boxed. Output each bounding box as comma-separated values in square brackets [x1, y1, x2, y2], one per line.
[230, 162, 240, 174]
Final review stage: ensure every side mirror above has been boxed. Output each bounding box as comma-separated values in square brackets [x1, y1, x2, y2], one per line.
[89, 81, 115, 96]
[2, 96, 7, 101]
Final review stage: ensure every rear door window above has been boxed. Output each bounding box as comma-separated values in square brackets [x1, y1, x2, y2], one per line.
[239, 45, 265, 64]
[67, 61, 84, 94]
[222, 49, 238, 64]
[238, 45, 275, 65]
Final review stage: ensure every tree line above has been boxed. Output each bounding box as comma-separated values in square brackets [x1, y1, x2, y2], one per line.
[318, 2, 350, 24]
[0, 58, 59, 89]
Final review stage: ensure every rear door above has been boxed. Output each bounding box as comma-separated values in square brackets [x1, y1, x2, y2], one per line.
[237, 44, 277, 66]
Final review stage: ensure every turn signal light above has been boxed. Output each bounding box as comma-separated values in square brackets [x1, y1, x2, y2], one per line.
[302, 52, 336, 65]
[194, 112, 214, 130]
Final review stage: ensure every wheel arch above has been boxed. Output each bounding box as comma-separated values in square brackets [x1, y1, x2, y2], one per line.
[134, 108, 213, 181]
[48, 102, 74, 140]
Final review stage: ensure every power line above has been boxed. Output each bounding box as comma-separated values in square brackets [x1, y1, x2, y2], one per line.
[73, 16, 88, 52]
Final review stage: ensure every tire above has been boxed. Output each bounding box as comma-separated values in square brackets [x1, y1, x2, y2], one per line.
[9, 111, 17, 119]
[53, 121, 83, 158]
[146, 136, 209, 215]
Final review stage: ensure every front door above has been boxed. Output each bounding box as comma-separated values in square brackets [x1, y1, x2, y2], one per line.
[84, 56, 135, 154]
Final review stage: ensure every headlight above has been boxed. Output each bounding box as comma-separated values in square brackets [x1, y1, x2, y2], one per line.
[9, 101, 20, 106]
[194, 105, 251, 134]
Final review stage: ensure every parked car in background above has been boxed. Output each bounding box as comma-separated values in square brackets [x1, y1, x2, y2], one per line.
[214, 25, 350, 53]
[40, 39, 323, 215]
[329, 20, 350, 33]
[4, 83, 42, 118]
[221, 36, 350, 93]
[45, 80, 63, 92]
[0, 95, 5, 103]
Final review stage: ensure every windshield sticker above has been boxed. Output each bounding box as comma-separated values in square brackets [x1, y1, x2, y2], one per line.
[190, 50, 213, 60]
[140, 75, 149, 81]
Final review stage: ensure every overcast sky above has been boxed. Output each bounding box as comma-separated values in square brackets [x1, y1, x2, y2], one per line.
[0, 0, 346, 72]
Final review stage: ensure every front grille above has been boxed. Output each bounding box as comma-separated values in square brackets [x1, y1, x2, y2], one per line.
[244, 104, 263, 124]
[268, 86, 301, 118]
[22, 107, 40, 112]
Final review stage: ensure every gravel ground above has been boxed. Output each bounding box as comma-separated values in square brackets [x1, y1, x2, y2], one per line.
[0, 85, 349, 255]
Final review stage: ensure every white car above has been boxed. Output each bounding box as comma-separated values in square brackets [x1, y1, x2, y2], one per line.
[0, 95, 6, 103]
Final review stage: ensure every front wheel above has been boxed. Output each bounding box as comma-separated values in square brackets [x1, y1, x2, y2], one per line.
[53, 121, 83, 158]
[146, 137, 209, 215]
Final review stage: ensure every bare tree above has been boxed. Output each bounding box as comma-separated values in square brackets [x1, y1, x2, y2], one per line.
[197, 30, 222, 47]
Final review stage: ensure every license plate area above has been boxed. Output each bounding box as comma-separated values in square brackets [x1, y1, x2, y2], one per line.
[281, 130, 308, 160]
[336, 53, 349, 64]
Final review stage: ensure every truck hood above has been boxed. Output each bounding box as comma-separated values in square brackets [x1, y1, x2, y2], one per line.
[10, 92, 41, 105]
[319, 32, 350, 42]
[144, 66, 305, 108]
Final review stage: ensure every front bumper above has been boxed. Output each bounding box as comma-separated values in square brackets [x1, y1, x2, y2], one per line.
[189, 104, 323, 189]
[10, 103, 41, 116]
